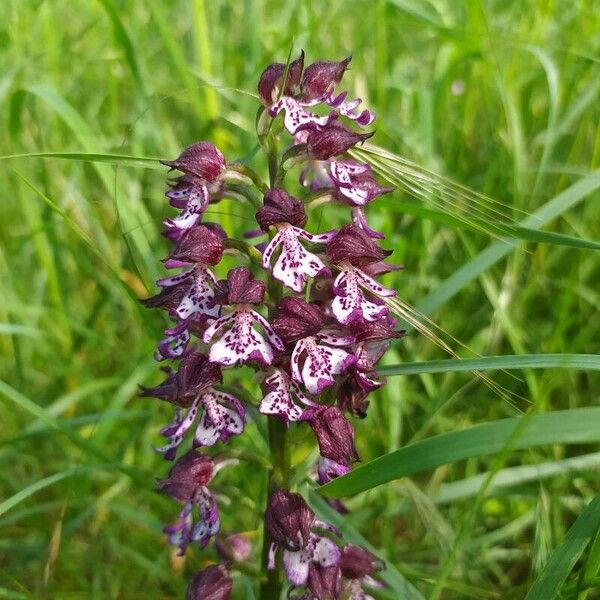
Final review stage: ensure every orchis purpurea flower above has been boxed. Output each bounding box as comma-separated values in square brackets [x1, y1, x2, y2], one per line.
[158, 450, 221, 555]
[161, 142, 226, 241]
[203, 267, 284, 366]
[259, 53, 375, 136]
[142, 351, 245, 458]
[266, 490, 342, 589]
[258, 189, 335, 292]
[143, 51, 404, 598]
[327, 225, 396, 326]
[186, 564, 232, 600]
[272, 297, 356, 395]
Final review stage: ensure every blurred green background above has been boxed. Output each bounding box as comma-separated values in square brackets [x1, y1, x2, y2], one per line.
[1, 0, 599, 598]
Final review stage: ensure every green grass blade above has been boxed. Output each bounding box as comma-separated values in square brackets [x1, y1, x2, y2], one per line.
[525, 494, 600, 600]
[417, 169, 600, 315]
[0, 152, 163, 169]
[320, 408, 600, 498]
[379, 354, 600, 376]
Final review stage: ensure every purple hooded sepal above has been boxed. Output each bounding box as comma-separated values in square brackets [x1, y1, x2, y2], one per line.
[257, 51, 305, 106]
[164, 225, 225, 267]
[157, 449, 216, 502]
[256, 188, 307, 231]
[305, 406, 360, 467]
[300, 57, 351, 103]
[162, 142, 226, 183]
[212, 266, 266, 306]
[327, 224, 392, 267]
[186, 564, 233, 600]
[307, 123, 373, 161]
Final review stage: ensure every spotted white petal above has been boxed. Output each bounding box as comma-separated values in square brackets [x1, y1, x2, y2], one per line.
[282, 548, 311, 586]
[265, 227, 330, 292]
[259, 369, 317, 423]
[174, 267, 220, 320]
[270, 96, 331, 135]
[193, 390, 245, 446]
[164, 185, 209, 232]
[331, 270, 388, 325]
[191, 488, 220, 548]
[208, 310, 274, 366]
[354, 269, 396, 297]
[298, 338, 355, 394]
[155, 328, 190, 361]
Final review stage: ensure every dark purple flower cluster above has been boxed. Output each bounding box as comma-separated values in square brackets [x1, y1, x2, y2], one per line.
[143, 52, 402, 599]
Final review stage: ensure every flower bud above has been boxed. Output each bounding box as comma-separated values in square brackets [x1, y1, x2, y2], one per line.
[307, 123, 373, 160]
[257, 51, 305, 105]
[327, 224, 392, 267]
[308, 407, 359, 467]
[186, 565, 232, 600]
[162, 142, 226, 182]
[265, 489, 315, 551]
[157, 450, 215, 502]
[216, 533, 252, 563]
[256, 189, 307, 231]
[272, 297, 324, 344]
[340, 544, 382, 580]
[301, 56, 351, 102]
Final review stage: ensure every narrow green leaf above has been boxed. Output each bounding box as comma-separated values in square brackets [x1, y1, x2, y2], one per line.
[0, 151, 163, 169]
[525, 494, 600, 600]
[417, 169, 600, 315]
[379, 354, 600, 377]
[320, 408, 600, 498]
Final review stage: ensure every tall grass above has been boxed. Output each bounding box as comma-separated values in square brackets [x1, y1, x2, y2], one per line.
[0, 1, 599, 598]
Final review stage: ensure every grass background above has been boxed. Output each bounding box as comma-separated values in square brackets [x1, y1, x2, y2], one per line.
[1, 0, 599, 598]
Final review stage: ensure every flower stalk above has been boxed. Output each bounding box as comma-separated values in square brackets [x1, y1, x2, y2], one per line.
[142, 51, 404, 599]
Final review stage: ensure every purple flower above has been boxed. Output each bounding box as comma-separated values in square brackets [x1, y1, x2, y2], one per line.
[306, 406, 359, 467]
[300, 57, 351, 103]
[266, 490, 342, 589]
[266, 489, 316, 552]
[331, 269, 389, 325]
[158, 450, 221, 554]
[262, 54, 376, 137]
[306, 564, 342, 600]
[161, 143, 226, 240]
[259, 368, 318, 423]
[140, 350, 222, 407]
[203, 268, 284, 366]
[262, 224, 334, 292]
[272, 298, 355, 394]
[147, 353, 245, 457]
[307, 123, 373, 161]
[329, 160, 394, 206]
[317, 457, 351, 485]
[327, 224, 392, 268]
[291, 334, 356, 394]
[186, 564, 232, 600]
[258, 51, 305, 106]
[340, 545, 384, 599]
